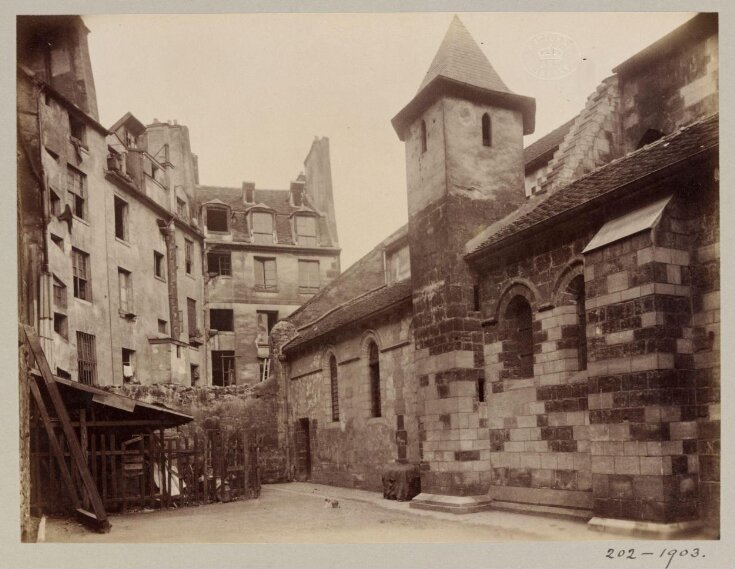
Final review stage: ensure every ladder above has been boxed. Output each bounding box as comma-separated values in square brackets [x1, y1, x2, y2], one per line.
[260, 357, 270, 382]
[22, 325, 111, 533]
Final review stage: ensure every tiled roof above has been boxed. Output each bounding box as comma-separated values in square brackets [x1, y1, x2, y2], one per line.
[194, 185, 333, 247]
[523, 117, 575, 170]
[284, 280, 412, 352]
[468, 113, 718, 256]
[418, 15, 512, 95]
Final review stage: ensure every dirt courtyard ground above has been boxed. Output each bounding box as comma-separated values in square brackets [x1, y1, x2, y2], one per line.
[43, 482, 625, 543]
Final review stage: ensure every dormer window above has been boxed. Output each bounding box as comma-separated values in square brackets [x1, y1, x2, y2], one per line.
[482, 113, 492, 147]
[295, 215, 317, 246]
[206, 206, 229, 232]
[252, 211, 275, 244]
[386, 244, 410, 284]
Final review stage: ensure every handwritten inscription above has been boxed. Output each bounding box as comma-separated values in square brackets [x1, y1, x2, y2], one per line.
[605, 548, 705, 568]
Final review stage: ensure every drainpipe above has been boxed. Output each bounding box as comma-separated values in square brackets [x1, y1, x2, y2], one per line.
[158, 218, 181, 341]
[34, 85, 53, 363]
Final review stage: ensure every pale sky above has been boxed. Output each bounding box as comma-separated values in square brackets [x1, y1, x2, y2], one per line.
[85, 12, 694, 269]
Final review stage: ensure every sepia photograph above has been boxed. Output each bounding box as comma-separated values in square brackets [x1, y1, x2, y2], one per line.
[10, 2, 727, 564]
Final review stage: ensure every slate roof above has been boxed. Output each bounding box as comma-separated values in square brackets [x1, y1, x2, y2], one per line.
[284, 280, 413, 352]
[194, 185, 334, 247]
[523, 117, 575, 171]
[467, 113, 719, 256]
[417, 15, 512, 95]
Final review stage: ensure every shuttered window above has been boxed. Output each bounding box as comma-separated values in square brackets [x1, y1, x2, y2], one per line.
[254, 258, 277, 290]
[252, 212, 274, 244]
[298, 260, 320, 293]
[295, 215, 317, 246]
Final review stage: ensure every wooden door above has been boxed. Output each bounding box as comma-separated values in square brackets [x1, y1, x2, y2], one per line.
[294, 418, 311, 481]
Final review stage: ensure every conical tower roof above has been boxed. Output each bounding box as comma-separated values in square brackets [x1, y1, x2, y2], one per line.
[392, 15, 535, 140]
[417, 15, 512, 95]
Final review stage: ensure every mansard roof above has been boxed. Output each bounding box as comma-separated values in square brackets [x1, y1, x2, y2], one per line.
[194, 185, 335, 247]
[466, 113, 719, 258]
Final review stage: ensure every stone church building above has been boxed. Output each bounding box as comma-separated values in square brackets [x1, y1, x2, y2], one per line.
[271, 13, 719, 535]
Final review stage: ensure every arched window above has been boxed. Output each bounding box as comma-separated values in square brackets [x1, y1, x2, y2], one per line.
[567, 275, 587, 371]
[504, 296, 534, 378]
[420, 120, 427, 154]
[368, 341, 381, 417]
[329, 354, 339, 421]
[482, 113, 492, 147]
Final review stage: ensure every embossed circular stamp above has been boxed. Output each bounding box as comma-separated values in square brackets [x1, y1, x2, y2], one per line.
[521, 32, 580, 80]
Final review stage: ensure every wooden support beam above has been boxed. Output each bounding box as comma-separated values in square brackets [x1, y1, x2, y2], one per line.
[22, 325, 111, 533]
[28, 377, 81, 511]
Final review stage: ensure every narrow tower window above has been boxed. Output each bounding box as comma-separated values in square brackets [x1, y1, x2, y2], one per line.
[329, 355, 339, 422]
[368, 341, 381, 417]
[482, 113, 492, 147]
[420, 120, 427, 154]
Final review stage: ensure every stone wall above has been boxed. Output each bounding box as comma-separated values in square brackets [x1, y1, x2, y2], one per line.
[479, 226, 595, 511]
[106, 380, 288, 483]
[285, 306, 416, 491]
[617, 18, 718, 153]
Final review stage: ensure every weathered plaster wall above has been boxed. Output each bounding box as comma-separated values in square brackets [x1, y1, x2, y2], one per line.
[286, 308, 416, 491]
[206, 248, 339, 385]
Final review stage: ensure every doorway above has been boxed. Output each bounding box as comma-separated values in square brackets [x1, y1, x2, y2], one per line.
[294, 418, 311, 481]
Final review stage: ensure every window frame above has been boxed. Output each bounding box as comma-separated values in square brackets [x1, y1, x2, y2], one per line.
[329, 354, 339, 422]
[254, 257, 277, 291]
[114, 195, 128, 241]
[207, 251, 232, 277]
[386, 243, 411, 284]
[187, 297, 198, 336]
[66, 165, 87, 221]
[153, 251, 166, 281]
[209, 308, 234, 332]
[212, 350, 236, 386]
[368, 341, 382, 418]
[184, 239, 194, 275]
[71, 247, 91, 301]
[294, 214, 318, 247]
[53, 312, 68, 340]
[117, 267, 133, 314]
[76, 331, 97, 386]
[205, 206, 230, 233]
[251, 211, 275, 244]
[298, 259, 321, 294]
[482, 112, 492, 147]
[68, 114, 87, 147]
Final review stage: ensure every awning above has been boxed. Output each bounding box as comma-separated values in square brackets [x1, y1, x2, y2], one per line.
[52, 375, 193, 426]
[583, 194, 673, 253]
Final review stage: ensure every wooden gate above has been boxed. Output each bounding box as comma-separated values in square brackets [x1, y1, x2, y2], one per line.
[294, 418, 311, 481]
[30, 427, 261, 514]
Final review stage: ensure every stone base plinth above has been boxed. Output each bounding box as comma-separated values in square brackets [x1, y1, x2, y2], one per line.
[409, 493, 492, 514]
[492, 500, 591, 520]
[588, 517, 703, 538]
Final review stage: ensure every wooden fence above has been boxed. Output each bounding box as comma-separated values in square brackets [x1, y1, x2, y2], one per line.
[30, 427, 260, 515]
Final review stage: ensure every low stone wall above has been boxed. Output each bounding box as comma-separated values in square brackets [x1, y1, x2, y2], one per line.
[105, 379, 288, 483]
